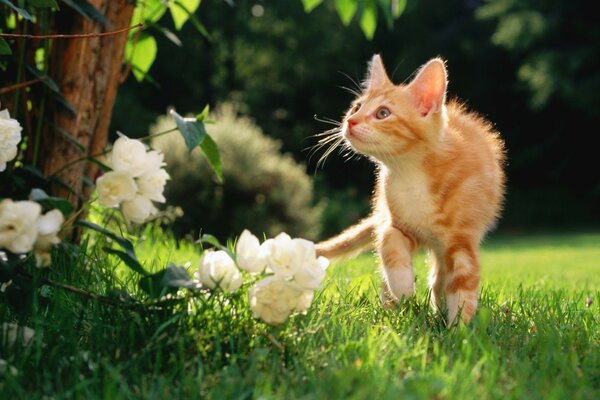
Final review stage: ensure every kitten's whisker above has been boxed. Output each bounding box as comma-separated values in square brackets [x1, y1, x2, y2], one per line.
[313, 114, 342, 127]
[311, 127, 342, 138]
[338, 71, 363, 93]
[338, 85, 361, 97]
[317, 136, 345, 169]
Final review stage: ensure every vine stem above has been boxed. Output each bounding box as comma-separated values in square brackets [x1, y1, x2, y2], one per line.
[0, 77, 45, 95]
[0, 23, 143, 39]
[15, 271, 186, 312]
[50, 127, 180, 178]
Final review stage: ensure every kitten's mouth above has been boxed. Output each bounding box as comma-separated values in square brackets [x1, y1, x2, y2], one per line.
[345, 127, 376, 145]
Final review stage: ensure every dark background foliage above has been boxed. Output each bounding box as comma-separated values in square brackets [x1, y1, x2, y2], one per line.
[111, 0, 600, 239]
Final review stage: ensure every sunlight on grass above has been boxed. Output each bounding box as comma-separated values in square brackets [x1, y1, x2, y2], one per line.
[3, 231, 598, 398]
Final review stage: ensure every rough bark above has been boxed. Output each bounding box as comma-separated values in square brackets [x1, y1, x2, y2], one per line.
[41, 1, 135, 205]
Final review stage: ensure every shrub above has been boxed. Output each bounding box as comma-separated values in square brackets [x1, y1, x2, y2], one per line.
[151, 104, 323, 241]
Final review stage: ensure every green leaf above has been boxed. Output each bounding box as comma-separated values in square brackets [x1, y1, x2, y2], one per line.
[301, 0, 323, 12]
[29, 188, 75, 215]
[170, 109, 206, 153]
[199, 234, 234, 259]
[335, 0, 358, 26]
[0, 0, 33, 20]
[0, 37, 11, 55]
[86, 157, 112, 173]
[151, 25, 182, 47]
[131, 0, 167, 26]
[196, 104, 209, 121]
[392, 0, 407, 18]
[76, 221, 148, 276]
[125, 34, 157, 82]
[28, 0, 59, 8]
[104, 248, 148, 277]
[171, 0, 201, 31]
[61, 0, 106, 24]
[199, 133, 223, 183]
[27, 66, 77, 114]
[48, 122, 85, 153]
[359, 0, 378, 40]
[139, 263, 197, 298]
[26, 65, 59, 92]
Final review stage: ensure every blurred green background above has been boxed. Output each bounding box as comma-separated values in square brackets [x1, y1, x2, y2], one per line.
[110, 0, 600, 240]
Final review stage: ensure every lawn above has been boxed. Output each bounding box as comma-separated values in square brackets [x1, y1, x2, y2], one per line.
[1, 231, 599, 399]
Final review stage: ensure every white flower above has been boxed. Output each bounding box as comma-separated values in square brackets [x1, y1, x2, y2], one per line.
[143, 150, 166, 174]
[137, 168, 170, 203]
[195, 250, 242, 292]
[1, 322, 35, 347]
[293, 256, 329, 290]
[96, 171, 137, 207]
[0, 108, 22, 171]
[110, 136, 149, 177]
[120, 194, 156, 224]
[235, 230, 267, 273]
[296, 290, 315, 313]
[249, 276, 306, 325]
[262, 234, 328, 289]
[262, 233, 296, 277]
[0, 199, 41, 254]
[34, 209, 64, 267]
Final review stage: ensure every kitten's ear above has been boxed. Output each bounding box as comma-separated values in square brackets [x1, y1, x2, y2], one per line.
[407, 58, 448, 117]
[364, 54, 390, 89]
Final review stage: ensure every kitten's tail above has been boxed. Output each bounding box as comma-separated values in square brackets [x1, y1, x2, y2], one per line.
[316, 215, 377, 260]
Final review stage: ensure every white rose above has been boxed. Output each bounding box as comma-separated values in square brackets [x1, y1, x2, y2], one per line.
[248, 276, 306, 325]
[143, 150, 166, 174]
[137, 168, 169, 203]
[120, 194, 156, 224]
[34, 209, 64, 267]
[96, 171, 137, 207]
[110, 136, 149, 177]
[0, 199, 41, 254]
[262, 232, 297, 277]
[195, 250, 242, 292]
[0, 108, 23, 171]
[292, 256, 329, 290]
[295, 290, 315, 313]
[235, 230, 267, 273]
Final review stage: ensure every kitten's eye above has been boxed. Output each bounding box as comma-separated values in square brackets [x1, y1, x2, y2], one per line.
[351, 103, 361, 114]
[376, 107, 391, 119]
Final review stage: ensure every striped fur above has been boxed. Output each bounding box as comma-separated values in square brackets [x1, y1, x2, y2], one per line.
[316, 55, 506, 324]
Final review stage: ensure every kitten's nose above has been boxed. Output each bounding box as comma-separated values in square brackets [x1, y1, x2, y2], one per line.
[347, 118, 358, 128]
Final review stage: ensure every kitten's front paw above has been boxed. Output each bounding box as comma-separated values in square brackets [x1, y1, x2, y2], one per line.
[384, 267, 415, 301]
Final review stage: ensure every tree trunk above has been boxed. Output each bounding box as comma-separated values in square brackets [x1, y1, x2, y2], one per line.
[41, 1, 135, 205]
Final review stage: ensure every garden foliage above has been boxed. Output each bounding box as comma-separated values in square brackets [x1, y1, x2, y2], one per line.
[152, 104, 324, 241]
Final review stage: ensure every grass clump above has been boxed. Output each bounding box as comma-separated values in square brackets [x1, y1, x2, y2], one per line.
[1, 231, 598, 399]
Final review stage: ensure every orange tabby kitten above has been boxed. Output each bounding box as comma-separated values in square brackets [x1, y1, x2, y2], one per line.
[316, 55, 505, 324]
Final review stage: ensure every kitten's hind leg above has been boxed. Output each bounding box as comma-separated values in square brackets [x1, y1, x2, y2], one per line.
[443, 239, 481, 324]
[377, 225, 417, 305]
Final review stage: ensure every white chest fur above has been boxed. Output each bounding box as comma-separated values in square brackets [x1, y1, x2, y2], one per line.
[380, 163, 437, 239]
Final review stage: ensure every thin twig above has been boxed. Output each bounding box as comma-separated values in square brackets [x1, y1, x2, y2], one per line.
[266, 333, 285, 352]
[0, 77, 45, 95]
[0, 23, 143, 39]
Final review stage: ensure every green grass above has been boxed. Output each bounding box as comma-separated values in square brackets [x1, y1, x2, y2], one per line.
[1, 231, 599, 399]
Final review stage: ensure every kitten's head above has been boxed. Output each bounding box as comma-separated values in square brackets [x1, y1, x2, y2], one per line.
[343, 55, 448, 160]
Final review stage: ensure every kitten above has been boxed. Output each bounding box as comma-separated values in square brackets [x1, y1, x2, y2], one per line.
[315, 55, 506, 324]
